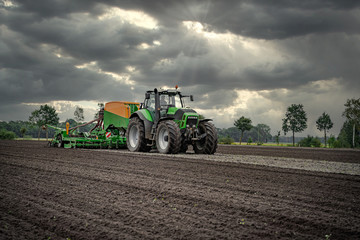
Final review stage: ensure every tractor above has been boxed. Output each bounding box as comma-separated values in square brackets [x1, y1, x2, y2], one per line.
[125, 86, 218, 154]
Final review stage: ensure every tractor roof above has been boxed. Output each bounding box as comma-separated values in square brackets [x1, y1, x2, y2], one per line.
[146, 88, 181, 95]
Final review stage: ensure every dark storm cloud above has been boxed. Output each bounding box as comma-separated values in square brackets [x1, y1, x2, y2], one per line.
[7, 0, 360, 40]
[0, 1, 157, 106]
[0, 23, 135, 105]
[10, 0, 104, 18]
[199, 0, 360, 39]
[97, 0, 360, 93]
[279, 33, 360, 89]
[0, 0, 359, 134]
[1, 8, 159, 67]
[70, 0, 360, 40]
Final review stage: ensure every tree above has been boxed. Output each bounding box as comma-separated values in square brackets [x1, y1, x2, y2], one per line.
[29, 110, 42, 140]
[342, 98, 360, 148]
[94, 103, 104, 119]
[234, 116, 252, 145]
[217, 127, 241, 142]
[275, 131, 281, 145]
[316, 112, 334, 147]
[337, 120, 360, 148]
[74, 106, 84, 122]
[282, 104, 307, 146]
[255, 123, 271, 143]
[29, 104, 59, 140]
[20, 127, 27, 138]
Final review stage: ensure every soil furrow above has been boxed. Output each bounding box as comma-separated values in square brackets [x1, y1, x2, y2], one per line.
[1, 140, 360, 239]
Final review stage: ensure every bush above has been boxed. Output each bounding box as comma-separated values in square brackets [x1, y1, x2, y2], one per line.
[0, 129, 16, 140]
[298, 135, 321, 147]
[333, 139, 351, 148]
[311, 137, 321, 147]
[327, 135, 336, 148]
[219, 135, 234, 145]
[328, 134, 352, 148]
[23, 135, 33, 139]
[333, 140, 344, 148]
[247, 137, 252, 145]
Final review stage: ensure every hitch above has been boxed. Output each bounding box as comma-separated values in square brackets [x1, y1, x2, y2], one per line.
[192, 133, 207, 141]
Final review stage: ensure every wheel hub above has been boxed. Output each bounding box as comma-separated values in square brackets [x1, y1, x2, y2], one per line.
[158, 127, 169, 150]
[129, 125, 139, 148]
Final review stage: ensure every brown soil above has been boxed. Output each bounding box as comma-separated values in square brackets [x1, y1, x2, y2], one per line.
[1, 140, 360, 239]
[217, 144, 360, 163]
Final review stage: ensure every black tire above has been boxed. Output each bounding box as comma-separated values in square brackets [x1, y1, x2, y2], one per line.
[179, 135, 188, 153]
[193, 121, 218, 154]
[126, 118, 151, 152]
[156, 120, 181, 154]
[56, 134, 64, 148]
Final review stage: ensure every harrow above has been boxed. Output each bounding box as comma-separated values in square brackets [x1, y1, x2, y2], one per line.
[48, 101, 139, 149]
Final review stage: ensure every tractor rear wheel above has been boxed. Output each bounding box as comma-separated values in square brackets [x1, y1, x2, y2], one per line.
[156, 120, 181, 154]
[193, 121, 218, 154]
[126, 118, 151, 152]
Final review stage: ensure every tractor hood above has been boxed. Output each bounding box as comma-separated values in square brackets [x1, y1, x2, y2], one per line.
[167, 108, 197, 120]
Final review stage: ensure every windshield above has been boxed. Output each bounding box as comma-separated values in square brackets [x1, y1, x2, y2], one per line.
[160, 93, 183, 108]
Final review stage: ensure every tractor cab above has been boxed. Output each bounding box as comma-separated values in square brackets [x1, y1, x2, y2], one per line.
[142, 88, 192, 119]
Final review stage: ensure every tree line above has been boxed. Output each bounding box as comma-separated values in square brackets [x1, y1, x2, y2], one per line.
[0, 104, 99, 140]
[218, 98, 360, 148]
[0, 98, 359, 148]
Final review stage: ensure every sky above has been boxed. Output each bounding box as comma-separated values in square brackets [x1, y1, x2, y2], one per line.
[0, 0, 359, 137]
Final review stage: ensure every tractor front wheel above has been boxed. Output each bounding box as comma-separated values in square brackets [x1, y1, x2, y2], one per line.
[179, 135, 188, 153]
[126, 118, 150, 152]
[156, 121, 181, 154]
[193, 121, 218, 154]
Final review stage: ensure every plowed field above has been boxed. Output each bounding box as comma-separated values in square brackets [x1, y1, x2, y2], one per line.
[1, 140, 360, 239]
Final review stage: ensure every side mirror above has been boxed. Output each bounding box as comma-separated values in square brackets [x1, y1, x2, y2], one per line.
[190, 95, 194, 101]
[145, 92, 150, 99]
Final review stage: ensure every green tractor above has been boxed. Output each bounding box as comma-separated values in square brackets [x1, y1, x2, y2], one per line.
[125, 87, 218, 154]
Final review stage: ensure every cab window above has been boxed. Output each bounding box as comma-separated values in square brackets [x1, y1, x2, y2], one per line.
[144, 93, 155, 110]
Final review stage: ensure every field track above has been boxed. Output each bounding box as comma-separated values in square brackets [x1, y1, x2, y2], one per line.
[1, 140, 360, 239]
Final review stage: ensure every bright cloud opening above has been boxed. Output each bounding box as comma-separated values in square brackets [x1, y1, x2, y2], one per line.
[75, 61, 135, 86]
[98, 7, 158, 29]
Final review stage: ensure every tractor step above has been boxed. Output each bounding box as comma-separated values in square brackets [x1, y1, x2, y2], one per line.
[148, 125, 157, 146]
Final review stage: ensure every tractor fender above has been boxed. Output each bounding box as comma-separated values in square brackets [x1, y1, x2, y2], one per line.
[199, 118, 213, 123]
[129, 112, 153, 139]
[158, 116, 175, 122]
